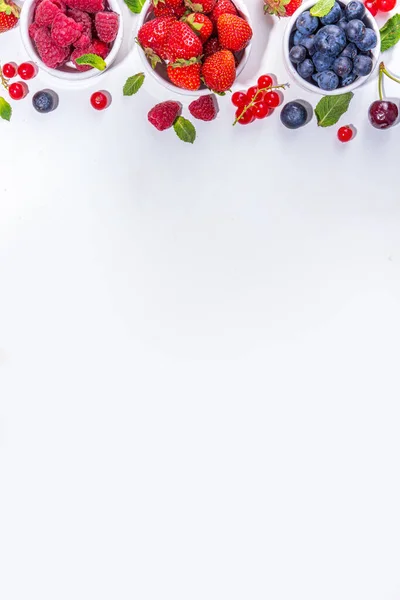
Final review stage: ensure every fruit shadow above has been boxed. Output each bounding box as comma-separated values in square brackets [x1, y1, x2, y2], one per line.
[293, 98, 314, 125]
[240, 11, 275, 82]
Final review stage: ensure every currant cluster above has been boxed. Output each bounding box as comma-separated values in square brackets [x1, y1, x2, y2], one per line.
[1, 62, 37, 100]
[364, 0, 396, 16]
[231, 74, 287, 125]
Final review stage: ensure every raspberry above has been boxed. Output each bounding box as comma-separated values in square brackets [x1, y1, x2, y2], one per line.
[71, 45, 92, 70]
[148, 101, 181, 131]
[94, 11, 119, 43]
[188, 94, 218, 121]
[74, 32, 91, 48]
[66, 7, 92, 38]
[29, 22, 40, 39]
[34, 0, 61, 26]
[91, 38, 110, 58]
[51, 12, 83, 46]
[64, 0, 104, 13]
[33, 26, 70, 68]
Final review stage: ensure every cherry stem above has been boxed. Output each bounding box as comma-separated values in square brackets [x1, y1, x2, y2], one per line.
[379, 61, 400, 101]
[232, 82, 289, 126]
[0, 64, 9, 90]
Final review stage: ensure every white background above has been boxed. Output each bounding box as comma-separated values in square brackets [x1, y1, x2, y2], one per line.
[1, 2, 400, 599]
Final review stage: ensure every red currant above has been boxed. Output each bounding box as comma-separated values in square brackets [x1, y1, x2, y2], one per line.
[17, 62, 37, 80]
[246, 85, 259, 102]
[264, 90, 281, 108]
[253, 101, 271, 119]
[231, 91, 247, 107]
[2, 62, 17, 78]
[257, 74, 273, 89]
[337, 125, 354, 142]
[90, 91, 111, 110]
[9, 82, 28, 100]
[377, 0, 396, 10]
[364, 0, 378, 14]
[236, 106, 254, 125]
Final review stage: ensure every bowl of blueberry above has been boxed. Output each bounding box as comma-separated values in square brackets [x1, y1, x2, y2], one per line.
[283, 0, 380, 94]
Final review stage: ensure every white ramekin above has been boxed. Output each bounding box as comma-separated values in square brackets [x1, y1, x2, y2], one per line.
[283, 0, 381, 96]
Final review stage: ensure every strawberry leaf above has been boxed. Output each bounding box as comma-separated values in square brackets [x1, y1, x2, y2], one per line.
[380, 14, 400, 52]
[173, 116, 196, 143]
[0, 96, 11, 121]
[310, 0, 335, 17]
[123, 72, 145, 95]
[124, 0, 146, 12]
[75, 53, 106, 70]
[315, 92, 353, 127]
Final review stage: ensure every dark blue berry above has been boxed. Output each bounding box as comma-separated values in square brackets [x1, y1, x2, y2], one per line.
[356, 28, 378, 51]
[321, 1, 342, 24]
[341, 71, 358, 86]
[297, 58, 315, 79]
[314, 25, 347, 56]
[314, 70, 339, 90]
[296, 10, 319, 35]
[340, 42, 358, 59]
[280, 101, 308, 129]
[32, 89, 58, 113]
[293, 30, 304, 45]
[333, 56, 353, 77]
[312, 51, 334, 72]
[337, 17, 348, 31]
[289, 45, 307, 63]
[345, 1, 365, 20]
[346, 19, 366, 43]
[353, 54, 373, 76]
[299, 34, 316, 55]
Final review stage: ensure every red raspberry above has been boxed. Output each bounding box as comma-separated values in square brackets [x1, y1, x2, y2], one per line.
[51, 12, 83, 46]
[94, 11, 119, 43]
[63, 0, 104, 12]
[74, 32, 91, 48]
[66, 7, 92, 39]
[91, 38, 110, 58]
[148, 101, 181, 131]
[71, 45, 92, 70]
[33, 26, 70, 68]
[188, 94, 218, 121]
[29, 22, 40, 39]
[34, 0, 61, 26]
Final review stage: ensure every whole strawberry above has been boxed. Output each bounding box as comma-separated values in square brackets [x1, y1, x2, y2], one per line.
[184, 0, 216, 13]
[210, 0, 236, 24]
[167, 60, 201, 90]
[264, 0, 302, 17]
[165, 20, 203, 62]
[189, 94, 218, 121]
[0, 0, 20, 33]
[137, 16, 175, 65]
[148, 100, 182, 131]
[184, 12, 212, 43]
[152, 0, 186, 15]
[201, 49, 235, 92]
[217, 14, 252, 51]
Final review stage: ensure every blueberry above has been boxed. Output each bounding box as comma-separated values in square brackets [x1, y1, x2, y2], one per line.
[314, 70, 339, 90]
[314, 25, 347, 56]
[346, 19, 366, 43]
[299, 34, 316, 55]
[289, 45, 307, 63]
[297, 58, 315, 79]
[340, 42, 358, 59]
[333, 55, 353, 77]
[356, 27, 378, 51]
[293, 30, 304, 45]
[32, 89, 58, 113]
[280, 101, 308, 129]
[345, 0, 365, 20]
[321, 1, 342, 24]
[337, 17, 348, 31]
[313, 51, 335, 71]
[341, 71, 358, 86]
[296, 10, 319, 35]
[353, 54, 373, 75]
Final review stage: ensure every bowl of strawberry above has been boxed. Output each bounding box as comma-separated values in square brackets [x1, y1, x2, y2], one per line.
[20, 0, 123, 80]
[136, 0, 253, 95]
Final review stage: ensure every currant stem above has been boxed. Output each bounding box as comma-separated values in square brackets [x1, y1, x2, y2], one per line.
[232, 82, 289, 126]
[0, 64, 9, 90]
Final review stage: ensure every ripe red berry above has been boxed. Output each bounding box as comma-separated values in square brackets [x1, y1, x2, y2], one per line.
[253, 101, 271, 119]
[17, 62, 37, 80]
[377, 0, 396, 10]
[236, 106, 254, 125]
[231, 91, 247, 107]
[9, 82, 28, 100]
[2, 62, 17, 78]
[337, 125, 354, 142]
[264, 90, 281, 108]
[247, 85, 259, 102]
[90, 91, 111, 110]
[257, 74, 273, 89]
[364, 0, 378, 14]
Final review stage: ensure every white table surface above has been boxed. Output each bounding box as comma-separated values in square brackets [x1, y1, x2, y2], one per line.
[1, 3, 400, 599]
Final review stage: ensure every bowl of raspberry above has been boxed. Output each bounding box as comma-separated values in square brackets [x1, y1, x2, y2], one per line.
[135, 0, 253, 96]
[283, 0, 380, 95]
[20, 0, 123, 80]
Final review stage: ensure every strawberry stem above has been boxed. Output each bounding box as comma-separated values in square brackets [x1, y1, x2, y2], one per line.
[232, 82, 289, 126]
[0, 64, 9, 90]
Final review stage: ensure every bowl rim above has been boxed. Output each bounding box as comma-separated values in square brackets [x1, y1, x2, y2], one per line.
[283, 0, 381, 96]
[20, 0, 124, 81]
[135, 0, 253, 96]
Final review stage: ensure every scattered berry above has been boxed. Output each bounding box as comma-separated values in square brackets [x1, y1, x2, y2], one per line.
[231, 91, 247, 107]
[253, 101, 270, 119]
[216, 14, 253, 52]
[17, 62, 37, 80]
[201, 49, 236, 93]
[264, 0, 302, 17]
[90, 90, 111, 110]
[257, 74, 273, 88]
[246, 85, 259, 101]
[32, 89, 59, 113]
[364, 0, 378, 14]
[368, 99, 398, 129]
[95, 10, 119, 43]
[9, 81, 28, 100]
[264, 90, 280, 107]
[280, 101, 308, 129]
[235, 106, 254, 125]
[148, 100, 181, 131]
[0, 0, 20, 34]
[188, 94, 218, 121]
[2, 62, 17, 78]
[337, 125, 354, 142]
[377, 0, 396, 10]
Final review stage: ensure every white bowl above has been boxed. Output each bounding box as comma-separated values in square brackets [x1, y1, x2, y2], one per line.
[20, 0, 123, 81]
[283, 0, 380, 95]
[136, 0, 252, 96]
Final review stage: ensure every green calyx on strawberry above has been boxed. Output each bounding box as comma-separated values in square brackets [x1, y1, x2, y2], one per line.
[263, 0, 301, 17]
[170, 55, 202, 67]
[0, 0, 20, 33]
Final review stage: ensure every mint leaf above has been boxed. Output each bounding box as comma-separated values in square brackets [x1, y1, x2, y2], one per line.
[173, 116, 196, 143]
[380, 14, 400, 52]
[0, 97, 11, 121]
[315, 92, 353, 127]
[123, 73, 145, 95]
[75, 53, 106, 70]
[310, 0, 335, 17]
[124, 0, 146, 13]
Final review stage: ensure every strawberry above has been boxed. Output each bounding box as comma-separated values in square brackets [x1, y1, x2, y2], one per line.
[217, 14, 252, 51]
[137, 16, 175, 66]
[167, 59, 201, 90]
[154, 0, 183, 10]
[184, 0, 216, 13]
[210, 0, 236, 24]
[153, 1, 175, 16]
[263, 0, 302, 17]
[184, 12, 212, 43]
[201, 49, 235, 92]
[203, 35, 221, 58]
[0, 0, 20, 34]
[164, 20, 203, 62]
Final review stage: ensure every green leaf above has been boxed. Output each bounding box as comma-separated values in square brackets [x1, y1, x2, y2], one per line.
[75, 53, 106, 70]
[123, 73, 145, 95]
[124, 0, 146, 13]
[380, 14, 400, 52]
[0, 97, 11, 121]
[314, 92, 354, 127]
[173, 116, 196, 143]
[310, 0, 335, 17]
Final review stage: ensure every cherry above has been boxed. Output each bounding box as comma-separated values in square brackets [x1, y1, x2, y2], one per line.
[264, 90, 281, 108]
[2, 62, 17, 78]
[235, 106, 254, 125]
[9, 82, 28, 100]
[17, 62, 37, 80]
[377, 0, 396, 10]
[231, 91, 247, 107]
[337, 125, 354, 142]
[257, 74, 273, 89]
[253, 101, 271, 119]
[364, 0, 378, 14]
[368, 100, 398, 128]
[246, 85, 259, 101]
[90, 91, 111, 110]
